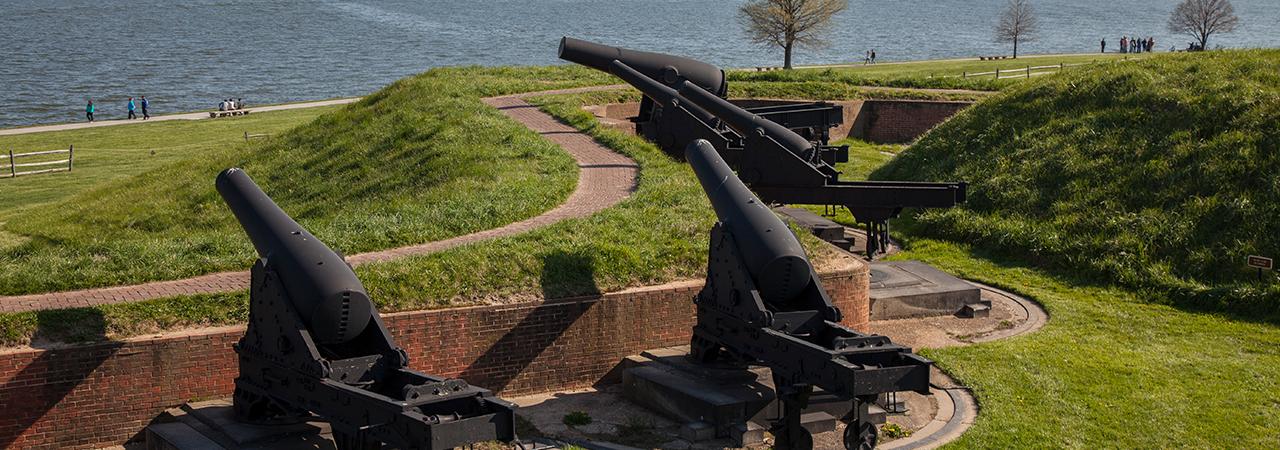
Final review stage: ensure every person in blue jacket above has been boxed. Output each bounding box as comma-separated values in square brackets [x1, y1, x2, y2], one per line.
[86, 99, 95, 122]
[127, 97, 137, 120]
[141, 96, 150, 119]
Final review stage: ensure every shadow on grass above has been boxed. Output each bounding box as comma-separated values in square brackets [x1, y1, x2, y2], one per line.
[459, 250, 600, 393]
[1, 308, 117, 447]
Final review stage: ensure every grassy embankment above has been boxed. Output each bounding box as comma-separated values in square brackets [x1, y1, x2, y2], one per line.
[0, 106, 342, 212]
[876, 49, 1280, 320]
[809, 50, 1280, 447]
[0, 67, 619, 296]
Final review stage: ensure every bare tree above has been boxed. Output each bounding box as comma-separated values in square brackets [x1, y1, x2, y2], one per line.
[739, 0, 848, 69]
[1168, 0, 1240, 50]
[994, 0, 1039, 58]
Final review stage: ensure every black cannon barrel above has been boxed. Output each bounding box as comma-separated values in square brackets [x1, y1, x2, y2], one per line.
[559, 36, 727, 95]
[216, 168, 373, 345]
[607, 60, 719, 125]
[674, 81, 815, 158]
[686, 140, 812, 303]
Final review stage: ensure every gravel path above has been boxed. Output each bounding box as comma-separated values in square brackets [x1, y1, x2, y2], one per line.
[0, 98, 362, 136]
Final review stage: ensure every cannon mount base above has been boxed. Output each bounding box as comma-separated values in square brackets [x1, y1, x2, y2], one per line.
[620, 346, 886, 446]
[145, 399, 336, 450]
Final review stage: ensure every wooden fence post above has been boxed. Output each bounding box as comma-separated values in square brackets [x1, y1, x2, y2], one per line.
[8, 150, 14, 178]
[962, 71, 967, 78]
[68, 144, 74, 172]
[244, 131, 249, 141]
[1027, 66, 1031, 78]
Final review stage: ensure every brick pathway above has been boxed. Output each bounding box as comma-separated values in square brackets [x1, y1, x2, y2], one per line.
[0, 86, 638, 313]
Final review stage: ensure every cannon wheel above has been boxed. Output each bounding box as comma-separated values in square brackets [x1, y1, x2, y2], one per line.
[844, 422, 877, 450]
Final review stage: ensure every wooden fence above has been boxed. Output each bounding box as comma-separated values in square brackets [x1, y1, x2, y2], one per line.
[1, 146, 74, 178]
[957, 61, 1096, 79]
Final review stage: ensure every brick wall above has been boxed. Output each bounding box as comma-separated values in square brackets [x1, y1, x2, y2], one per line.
[0, 263, 868, 449]
[845, 100, 972, 144]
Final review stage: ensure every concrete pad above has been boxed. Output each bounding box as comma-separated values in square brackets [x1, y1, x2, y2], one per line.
[869, 261, 981, 319]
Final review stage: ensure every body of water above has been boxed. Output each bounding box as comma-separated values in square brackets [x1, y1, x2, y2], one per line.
[1, 0, 1277, 129]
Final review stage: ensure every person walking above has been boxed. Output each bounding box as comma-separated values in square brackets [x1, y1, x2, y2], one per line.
[85, 99, 95, 122]
[127, 97, 137, 119]
[1101, 38, 1107, 53]
[140, 96, 149, 119]
[1120, 36, 1128, 54]
[870, 49, 877, 64]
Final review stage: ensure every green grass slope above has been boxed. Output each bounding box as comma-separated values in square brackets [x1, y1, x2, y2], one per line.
[0, 66, 617, 295]
[875, 50, 1280, 319]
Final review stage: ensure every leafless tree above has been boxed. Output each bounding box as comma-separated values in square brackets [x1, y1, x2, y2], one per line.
[738, 0, 848, 69]
[994, 0, 1039, 58]
[1168, 0, 1240, 50]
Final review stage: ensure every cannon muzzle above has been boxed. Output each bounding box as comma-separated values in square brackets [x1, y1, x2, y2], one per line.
[559, 36, 727, 95]
[675, 81, 816, 159]
[686, 140, 812, 303]
[217, 168, 373, 345]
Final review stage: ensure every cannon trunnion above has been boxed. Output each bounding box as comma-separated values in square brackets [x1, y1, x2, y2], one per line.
[218, 169, 515, 449]
[560, 37, 966, 256]
[687, 141, 931, 450]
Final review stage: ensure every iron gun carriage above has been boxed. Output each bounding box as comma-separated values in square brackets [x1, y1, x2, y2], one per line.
[217, 168, 516, 449]
[686, 140, 932, 449]
[560, 37, 967, 255]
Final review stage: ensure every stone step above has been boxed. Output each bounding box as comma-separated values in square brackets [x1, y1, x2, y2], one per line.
[957, 302, 991, 319]
[145, 422, 223, 450]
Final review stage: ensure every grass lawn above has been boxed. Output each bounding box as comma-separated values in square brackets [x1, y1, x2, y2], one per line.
[892, 236, 1280, 448]
[0, 106, 341, 213]
[730, 52, 1154, 92]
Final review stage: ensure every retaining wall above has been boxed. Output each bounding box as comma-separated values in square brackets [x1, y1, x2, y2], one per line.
[0, 261, 868, 449]
[587, 99, 971, 145]
[844, 100, 972, 144]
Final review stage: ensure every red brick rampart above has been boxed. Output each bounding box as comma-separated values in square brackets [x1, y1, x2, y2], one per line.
[0, 261, 868, 449]
[844, 100, 972, 144]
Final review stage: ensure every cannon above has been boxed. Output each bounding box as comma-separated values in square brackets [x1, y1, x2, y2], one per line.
[217, 168, 516, 449]
[686, 140, 931, 449]
[560, 37, 844, 155]
[560, 37, 966, 255]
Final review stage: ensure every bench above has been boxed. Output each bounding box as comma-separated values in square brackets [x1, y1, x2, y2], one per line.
[209, 109, 252, 118]
[979, 56, 1011, 61]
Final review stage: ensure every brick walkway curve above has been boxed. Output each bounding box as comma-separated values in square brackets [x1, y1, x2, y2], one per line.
[0, 85, 638, 313]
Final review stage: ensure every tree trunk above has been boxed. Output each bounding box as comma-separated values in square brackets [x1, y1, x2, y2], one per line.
[1013, 36, 1019, 58]
[1199, 33, 1209, 51]
[783, 42, 794, 69]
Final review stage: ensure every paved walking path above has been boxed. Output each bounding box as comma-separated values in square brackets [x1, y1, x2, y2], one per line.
[0, 86, 638, 313]
[0, 98, 362, 136]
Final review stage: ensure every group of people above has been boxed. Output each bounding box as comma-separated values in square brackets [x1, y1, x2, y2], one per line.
[862, 49, 878, 64]
[1102, 36, 1155, 54]
[219, 98, 246, 111]
[85, 96, 149, 122]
